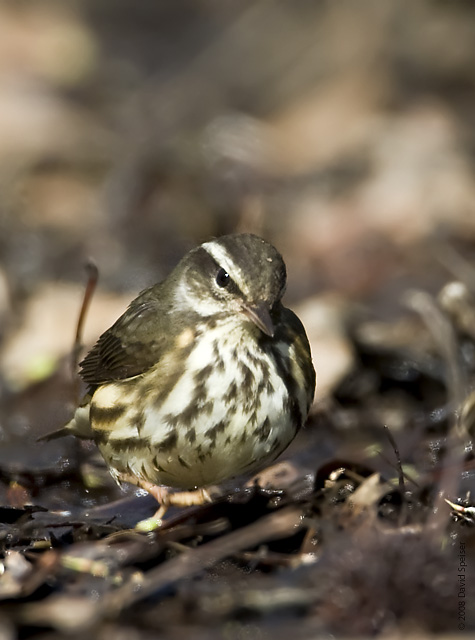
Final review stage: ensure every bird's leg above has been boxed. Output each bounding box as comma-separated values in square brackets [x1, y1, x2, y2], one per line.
[135, 481, 172, 524]
[166, 487, 214, 507]
[139, 486, 215, 531]
[117, 473, 215, 530]
[112, 473, 168, 528]
[137, 480, 214, 510]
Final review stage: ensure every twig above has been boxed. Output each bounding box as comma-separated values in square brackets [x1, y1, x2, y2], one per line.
[105, 504, 305, 613]
[71, 260, 98, 394]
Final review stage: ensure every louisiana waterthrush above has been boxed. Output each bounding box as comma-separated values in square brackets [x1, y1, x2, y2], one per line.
[46, 234, 315, 519]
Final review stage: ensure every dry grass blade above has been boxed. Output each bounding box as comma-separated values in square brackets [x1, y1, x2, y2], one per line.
[404, 290, 466, 536]
[383, 424, 405, 495]
[72, 259, 99, 376]
[435, 242, 475, 293]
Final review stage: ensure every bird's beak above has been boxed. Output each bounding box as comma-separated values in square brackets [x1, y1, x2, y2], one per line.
[241, 301, 275, 337]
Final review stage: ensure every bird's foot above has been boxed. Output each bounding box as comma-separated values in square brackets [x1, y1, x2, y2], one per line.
[131, 481, 215, 531]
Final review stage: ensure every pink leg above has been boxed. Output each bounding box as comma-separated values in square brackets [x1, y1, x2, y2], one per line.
[116, 473, 215, 526]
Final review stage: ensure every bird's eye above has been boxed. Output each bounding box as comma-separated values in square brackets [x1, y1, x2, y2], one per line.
[216, 268, 230, 287]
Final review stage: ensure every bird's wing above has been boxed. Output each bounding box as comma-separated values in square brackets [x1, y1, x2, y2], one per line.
[79, 287, 172, 385]
[275, 306, 316, 413]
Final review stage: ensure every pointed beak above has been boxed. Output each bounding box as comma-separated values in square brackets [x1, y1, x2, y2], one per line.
[241, 301, 275, 337]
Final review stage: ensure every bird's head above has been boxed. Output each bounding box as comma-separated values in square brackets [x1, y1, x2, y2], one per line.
[172, 233, 287, 337]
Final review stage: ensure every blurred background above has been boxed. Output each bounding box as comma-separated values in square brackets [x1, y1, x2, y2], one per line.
[2, 4, 475, 635]
[1, 0, 475, 418]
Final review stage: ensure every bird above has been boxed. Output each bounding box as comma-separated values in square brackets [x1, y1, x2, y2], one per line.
[44, 233, 315, 525]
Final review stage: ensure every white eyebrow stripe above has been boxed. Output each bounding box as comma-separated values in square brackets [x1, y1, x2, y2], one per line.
[202, 240, 249, 296]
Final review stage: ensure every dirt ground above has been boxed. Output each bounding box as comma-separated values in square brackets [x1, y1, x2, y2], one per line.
[1, 1, 475, 638]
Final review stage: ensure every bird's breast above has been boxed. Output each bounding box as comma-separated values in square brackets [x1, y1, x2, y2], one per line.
[90, 320, 306, 488]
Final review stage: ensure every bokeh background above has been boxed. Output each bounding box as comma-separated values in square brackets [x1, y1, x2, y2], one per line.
[1, 0, 475, 397]
[2, 2, 475, 637]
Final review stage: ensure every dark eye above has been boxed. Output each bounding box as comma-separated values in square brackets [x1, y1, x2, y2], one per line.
[216, 268, 230, 287]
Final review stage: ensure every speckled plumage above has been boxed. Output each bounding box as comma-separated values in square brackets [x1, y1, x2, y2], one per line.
[54, 234, 316, 502]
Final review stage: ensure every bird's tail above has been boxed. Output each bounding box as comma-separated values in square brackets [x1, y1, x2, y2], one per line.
[38, 395, 94, 442]
[38, 425, 76, 442]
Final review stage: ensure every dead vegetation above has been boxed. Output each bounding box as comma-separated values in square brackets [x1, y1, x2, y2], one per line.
[1, 1, 475, 638]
